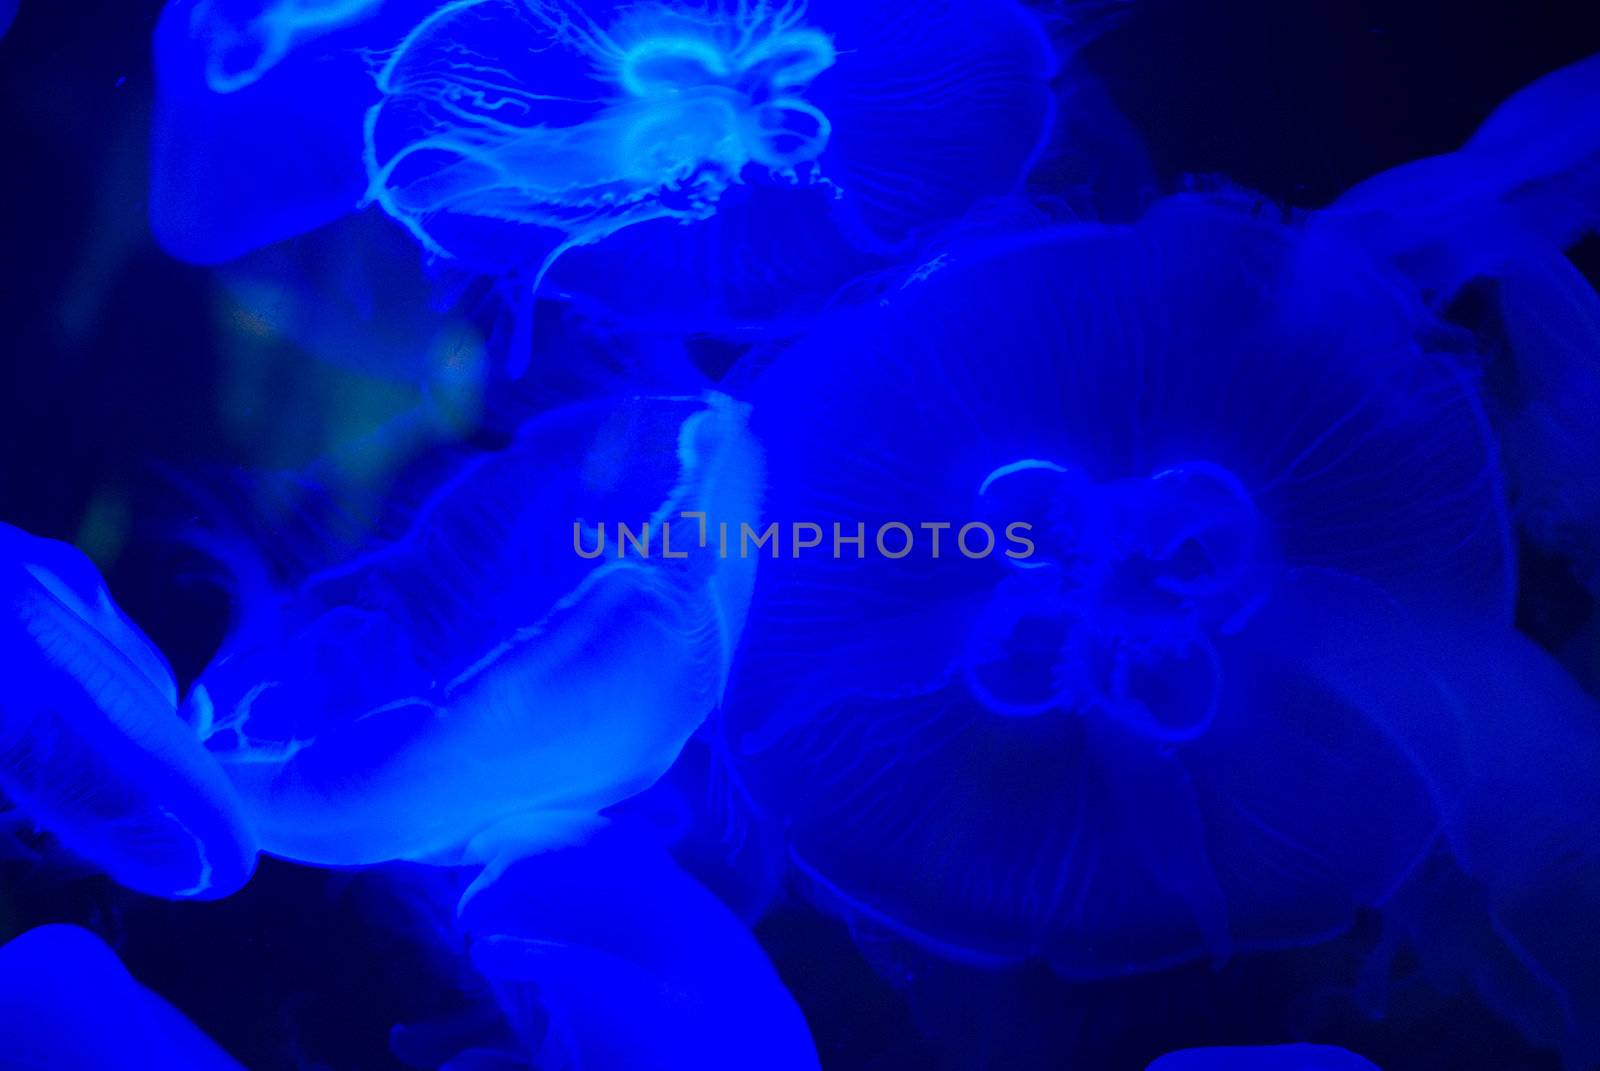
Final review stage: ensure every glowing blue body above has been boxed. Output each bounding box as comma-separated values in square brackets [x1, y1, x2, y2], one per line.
[0, 925, 247, 1069]
[1145, 1045, 1381, 1071]
[458, 831, 821, 1070]
[0, 522, 257, 899]
[722, 198, 1515, 977]
[185, 394, 762, 867]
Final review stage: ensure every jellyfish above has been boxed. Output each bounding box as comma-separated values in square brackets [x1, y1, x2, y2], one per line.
[0, 924, 247, 1070]
[0, 0, 15, 41]
[1144, 1044, 1381, 1071]
[0, 521, 257, 899]
[1319, 52, 1600, 302]
[184, 392, 762, 868]
[455, 828, 820, 1070]
[720, 196, 1517, 979]
[362, 0, 1065, 330]
[1315, 54, 1600, 587]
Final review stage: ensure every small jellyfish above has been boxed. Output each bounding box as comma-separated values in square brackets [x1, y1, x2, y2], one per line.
[456, 829, 821, 1070]
[0, 522, 257, 899]
[1144, 1045, 1381, 1071]
[722, 197, 1513, 977]
[0, 924, 247, 1069]
[363, 0, 1062, 328]
[185, 393, 762, 867]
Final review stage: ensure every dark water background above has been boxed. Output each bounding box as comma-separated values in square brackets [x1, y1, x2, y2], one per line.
[3, 2, 1600, 1068]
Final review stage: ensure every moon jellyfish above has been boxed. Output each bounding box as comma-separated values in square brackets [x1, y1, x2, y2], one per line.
[1317, 55, 1600, 586]
[0, 924, 247, 1070]
[721, 197, 1513, 977]
[457, 830, 820, 1070]
[1144, 1045, 1381, 1071]
[0, 522, 257, 899]
[362, 0, 1062, 329]
[1321, 52, 1600, 302]
[185, 393, 761, 867]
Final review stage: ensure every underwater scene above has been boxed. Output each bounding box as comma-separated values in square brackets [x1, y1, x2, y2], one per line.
[2, 0, 1600, 1068]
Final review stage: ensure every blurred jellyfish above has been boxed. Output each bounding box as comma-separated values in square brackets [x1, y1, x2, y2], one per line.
[184, 392, 762, 867]
[1144, 1044, 1381, 1071]
[0, 0, 15, 41]
[1316, 54, 1600, 587]
[0, 924, 247, 1070]
[0, 522, 257, 899]
[721, 197, 1515, 979]
[363, 0, 1065, 329]
[455, 829, 820, 1070]
[1320, 52, 1600, 301]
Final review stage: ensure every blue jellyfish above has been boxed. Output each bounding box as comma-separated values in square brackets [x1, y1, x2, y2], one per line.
[0, 924, 247, 1070]
[1316, 55, 1600, 588]
[0, 0, 16, 41]
[362, 0, 1062, 329]
[1144, 1044, 1381, 1071]
[0, 522, 257, 899]
[1320, 52, 1600, 302]
[184, 392, 762, 867]
[720, 196, 1514, 978]
[455, 829, 820, 1070]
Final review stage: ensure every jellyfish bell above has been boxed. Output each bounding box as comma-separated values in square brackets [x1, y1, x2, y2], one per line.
[185, 392, 762, 868]
[1144, 1044, 1382, 1071]
[456, 828, 821, 1071]
[0, 522, 257, 900]
[0, 925, 247, 1070]
[722, 196, 1512, 978]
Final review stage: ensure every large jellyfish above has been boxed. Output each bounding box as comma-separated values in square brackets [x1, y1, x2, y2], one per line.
[0, 924, 247, 1069]
[1144, 1045, 1381, 1071]
[363, 0, 1062, 329]
[454, 829, 820, 1070]
[184, 392, 761, 867]
[1315, 54, 1600, 588]
[720, 196, 1516, 979]
[0, 521, 257, 899]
